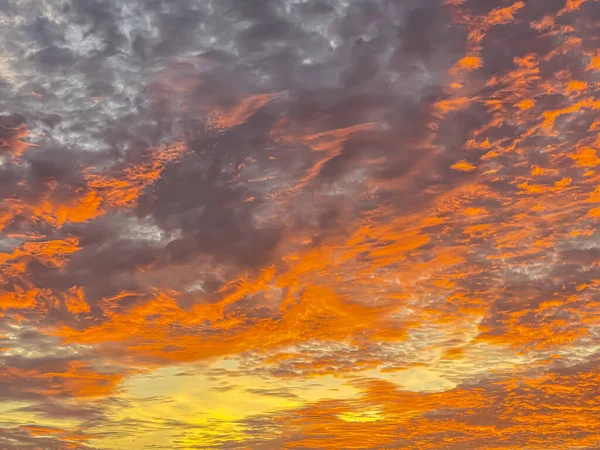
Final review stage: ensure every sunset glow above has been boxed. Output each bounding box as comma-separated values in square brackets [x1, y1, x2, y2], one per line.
[1, 0, 600, 449]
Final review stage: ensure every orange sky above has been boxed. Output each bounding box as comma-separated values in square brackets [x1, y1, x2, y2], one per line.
[1, 0, 600, 448]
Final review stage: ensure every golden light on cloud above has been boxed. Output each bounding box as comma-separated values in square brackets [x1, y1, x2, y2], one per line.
[450, 160, 477, 172]
[1, 0, 600, 448]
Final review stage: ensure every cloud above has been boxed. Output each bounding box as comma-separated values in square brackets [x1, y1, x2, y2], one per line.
[0, 0, 599, 448]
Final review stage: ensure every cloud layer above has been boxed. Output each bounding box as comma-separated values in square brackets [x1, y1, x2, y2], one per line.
[1, 0, 600, 448]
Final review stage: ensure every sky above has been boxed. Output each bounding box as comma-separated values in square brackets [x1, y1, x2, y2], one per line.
[0, 0, 599, 448]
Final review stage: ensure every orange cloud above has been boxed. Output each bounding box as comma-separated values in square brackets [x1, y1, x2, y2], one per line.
[0, 142, 188, 231]
[3, 1, 600, 447]
[0, 123, 36, 158]
[451, 160, 477, 172]
[207, 93, 280, 131]
[63, 287, 90, 315]
[569, 146, 600, 167]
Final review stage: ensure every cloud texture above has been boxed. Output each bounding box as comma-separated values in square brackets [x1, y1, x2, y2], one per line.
[1, 0, 600, 448]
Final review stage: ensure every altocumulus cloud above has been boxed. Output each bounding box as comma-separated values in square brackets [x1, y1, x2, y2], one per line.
[1, 0, 600, 448]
